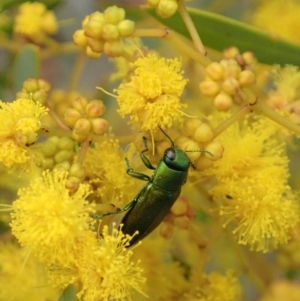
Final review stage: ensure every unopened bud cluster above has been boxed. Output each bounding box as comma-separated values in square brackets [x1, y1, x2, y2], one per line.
[40, 136, 75, 170]
[73, 5, 135, 58]
[223, 46, 257, 70]
[199, 48, 256, 111]
[64, 97, 108, 142]
[135, 120, 223, 171]
[16, 78, 50, 105]
[179, 119, 223, 170]
[147, 0, 178, 18]
[54, 161, 86, 194]
[160, 196, 196, 239]
[134, 129, 179, 164]
[48, 90, 81, 119]
[14, 2, 58, 41]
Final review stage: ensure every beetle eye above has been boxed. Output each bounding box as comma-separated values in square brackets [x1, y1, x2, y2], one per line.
[164, 148, 176, 161]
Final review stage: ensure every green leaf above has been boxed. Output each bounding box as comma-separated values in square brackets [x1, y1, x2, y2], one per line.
[148, 8, 300, 67]
[0, 0, 63, 11]
[13, 45, 40, 92]
[57, 285, 77, 301]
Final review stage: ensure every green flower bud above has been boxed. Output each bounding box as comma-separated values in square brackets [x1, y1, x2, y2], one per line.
[74, 118, 91, 136]
[37, 79, 50, 92]
[32, 90, 47, 104]
[16, 91, 29, 99]
[48, 136, 60, 144]
[206, 62, 225, 81]
[118, 20, 135, 37]
[23, 78, 39, 92]
[54, 161, 71, 171]
[102, 23, 119, 41]
[69, 162, 86, 180]
[66, 176, 81, 194]
[64, 108, 81, 126]
[194, 155, 213, 170]
[183, 119, 202, 137]
[73, 29, 88, 47]
[199, 80, 220, 96]
[72, 133, 88, 143]
[86, 46, 102, 59]
[214, 92, 233, 111]
[222, 78, 240, 95]
[89, 11, 104, 22]
[157, 0, 178, 18]
[147, 0, 160, 7]
[103, 40, 123, 57]
[239, 70, 256, 87]
[91, 118, 108, 135]
[42, 140, 57, 157]
[193, 123, 214, 143]
[103, 6, 125, 24]
[86, 100, 106, 118]
[84, 19, 104, 39]
[205, 141, 224, 160]
[72, 97, 88, 114]
[57, 137, 74, 151]
[42, 158, 54, 170]
[54, 150, 73, 164]
[87, 38, 104, 53]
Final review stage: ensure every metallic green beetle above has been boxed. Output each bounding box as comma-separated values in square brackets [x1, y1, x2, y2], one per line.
[92, 128, 210, 247]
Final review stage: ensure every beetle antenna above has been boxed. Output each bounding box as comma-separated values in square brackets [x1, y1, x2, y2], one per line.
[185, 149, 214, 157]
[158, 125, 174, 146]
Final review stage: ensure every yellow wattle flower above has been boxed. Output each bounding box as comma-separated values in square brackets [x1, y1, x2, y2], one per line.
[0, 98, 48, 170]
[10, 170, 94, 266]
[116, 54, 188, 132]
[14, 1, 58, 41]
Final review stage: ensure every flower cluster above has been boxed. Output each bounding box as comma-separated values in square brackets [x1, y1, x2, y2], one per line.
[116, 54, 188, 132]
[83, 138, 138, 208]
[200, 48, 256, 110]
[64, 97, 108, 142]
[9, 170, 146, 300]
[39, 136, 75, 170]
[73, 5, 135, 58]
[2, 1, 300, 301]
[0, 98, 48, 170]
[204, 115, 299, 252]
[14, 1, 58, 42]
[147, 0, 179, 18]
[17, 78, 51, 105]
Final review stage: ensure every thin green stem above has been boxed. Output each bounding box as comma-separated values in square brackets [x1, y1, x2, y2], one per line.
[46, 104, 71, 131]
[77, 140, 90, 164]
[133, 28, 211, 67]
[212, 104, 252, 139]
[165, 30, 211, 67]
[68, 51, 86, 93]
[251, 98, 300, 136]
[177, 0, 206, 55]
[132, 28, 169, 38]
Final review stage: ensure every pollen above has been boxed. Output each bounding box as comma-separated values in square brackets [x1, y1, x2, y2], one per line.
[83, 138, 137, 208]
[10, 170, 94, 266]
[217, 178, 299, 252]
[116, 54, 188, 132]
[76, 225, 146, 301]
[0, 98, 48, 170]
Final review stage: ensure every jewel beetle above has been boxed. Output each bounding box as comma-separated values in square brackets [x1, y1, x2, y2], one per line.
[91, 127, 211, 247]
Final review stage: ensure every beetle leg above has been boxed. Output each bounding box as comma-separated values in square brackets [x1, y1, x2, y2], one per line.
[125, 157, 151, 181]
[140, 136, 156, 170]
[90, 200, 136, 219]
